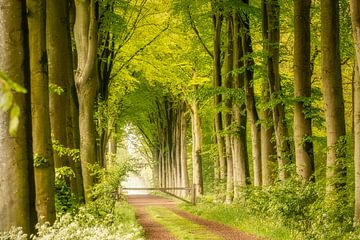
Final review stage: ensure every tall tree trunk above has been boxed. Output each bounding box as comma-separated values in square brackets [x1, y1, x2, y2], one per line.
[27, 0, 56, 224]
[213, 8, 226, 181]
[242, 0, 262, 187]
[47, 0, 70, 169]
[0, 0, 34, 232]
[232, 11, 250, 200]
[261, 0, 276, 186]
[351, 0, 360, 222]
[74, 0, 98, 203]
[266, 0, 291, 180]
[224, 16, 234, 203]
[180, 103, 189, 192]
[190, 89, 204, 196]
[321, 0, 346, 195]
[354, 63, 360, 222]
[294, 0, 314, 181]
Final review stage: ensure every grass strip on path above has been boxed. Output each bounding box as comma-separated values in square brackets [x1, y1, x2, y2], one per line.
[146, 206, 222, 240]
[181, 204, 296, 240]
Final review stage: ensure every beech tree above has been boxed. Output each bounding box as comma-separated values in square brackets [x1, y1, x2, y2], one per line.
[0, 0, 35, 233]
[74, 0, 98, 202]
[350, 0, 360, 221]
[294, 0, 314, 181]
[321, 0, 346, 194]
[27, 0, 56, 223]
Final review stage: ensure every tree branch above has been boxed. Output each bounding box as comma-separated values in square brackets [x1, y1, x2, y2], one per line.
[187, 6, 213, 59]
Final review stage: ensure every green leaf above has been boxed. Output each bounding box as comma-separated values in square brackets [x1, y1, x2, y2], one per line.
[0, 92, 13, 111]
[9, 105, 20, 136]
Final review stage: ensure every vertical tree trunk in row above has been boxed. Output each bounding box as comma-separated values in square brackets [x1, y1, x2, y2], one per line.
[0, 0, 35, 233]
[212, 6, 226, 181]
[321, 0, 347, 195]
[232, 11, 250, 200]
[67, 0, 84, 201]
[266, 0, 291, 180]
[191, 86, 204, 196]
[27, 0, 56, 224]
[224, 16, 234, 203]
[294, 0, 314, 181]
[242, 0, 262, 187]
[74, 0, 98, 203]
[180, 102, 190, 194]
[350, 0, 360, 222]
[354, 63, 360, 222]
[47, 0, 69, 169]
[261, 0, 276, 186]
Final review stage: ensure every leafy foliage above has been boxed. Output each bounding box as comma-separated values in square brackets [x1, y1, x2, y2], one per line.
[0, 71, 27, 136]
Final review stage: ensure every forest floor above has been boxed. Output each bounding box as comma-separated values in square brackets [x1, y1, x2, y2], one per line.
[126, 194, 263, 240]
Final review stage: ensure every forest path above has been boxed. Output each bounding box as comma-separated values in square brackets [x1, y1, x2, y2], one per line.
[126, 194, 262, 240]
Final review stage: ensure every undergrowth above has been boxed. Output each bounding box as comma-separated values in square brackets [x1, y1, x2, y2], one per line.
[0, 162, 144, 240]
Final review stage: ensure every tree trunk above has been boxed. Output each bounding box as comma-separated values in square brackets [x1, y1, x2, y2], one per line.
[47, 0, 70, 169]
[242, 0, 262, 187]
[224, 16, 234, 203]
[266, 0, 291, 180]
[191, 91, 204, 196]
[232, 11, 250, 200]
[213, 9, 226, 181]
[27, 0, 56, 224]
[180, 103, 189, 192]
[74, 0, 98, 203]
[294, 0, 314, 181]
[351, 0, 360, 222]
[321, 0, 347, 194]
[0, 0, 34, 233]
[354, 63, 360, 222]
[261, 0, 276, 186]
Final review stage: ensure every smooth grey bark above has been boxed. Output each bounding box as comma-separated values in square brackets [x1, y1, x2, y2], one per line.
[190, 88, 204, 196]
[351, 0, 360, 222]
[212, 7, 226, 182]
[27, 0, 56, 224]
[0, 0, 33, 233]
[294, 0, 314, 181]
[266, 0, 291, 180]
[74, 0, 98, 203]
[232, 11, 250, 200]
[321, 0, 347, 194]
[261, 0, 276, 186]
[224, 16, 234, 203]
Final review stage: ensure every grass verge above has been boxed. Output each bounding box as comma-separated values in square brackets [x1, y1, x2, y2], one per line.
[146, 206, 222, 240]
[181, 203, 297, 240]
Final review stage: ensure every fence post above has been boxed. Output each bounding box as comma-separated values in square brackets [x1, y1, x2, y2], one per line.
[191, 184, 196, 205]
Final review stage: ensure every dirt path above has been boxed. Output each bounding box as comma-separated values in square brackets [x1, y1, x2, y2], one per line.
[126, 194, 262, 240]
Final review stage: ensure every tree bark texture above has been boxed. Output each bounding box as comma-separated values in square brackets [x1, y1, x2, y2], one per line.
[47, 0, 70, 169]
[351, 0, 360, 222]
[261, 0, 276, 186]
[74, 0, 98, 203]
[266, 0, 291, 180]
[213, 9, 226, 181]
[191, 91, 204, 196]
[27, 0, 56, 224]
[224, 16, 234, 203]
[242, 2, 262, 187]
[321, 0, 347, 194]
[294, 0, 315, 181]
[0, 0, 34, 233]
[232, 11, 250, 199]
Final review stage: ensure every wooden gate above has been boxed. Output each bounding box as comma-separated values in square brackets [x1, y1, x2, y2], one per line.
[122, 184, 196, 205]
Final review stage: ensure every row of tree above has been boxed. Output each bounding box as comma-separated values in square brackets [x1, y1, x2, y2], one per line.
[120, 0, 360, 226]
[0, 0, 163, 234]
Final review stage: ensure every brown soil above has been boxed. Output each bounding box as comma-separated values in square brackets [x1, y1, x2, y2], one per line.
[127, 195, 176, 240]
[126, 194, 263, 240]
